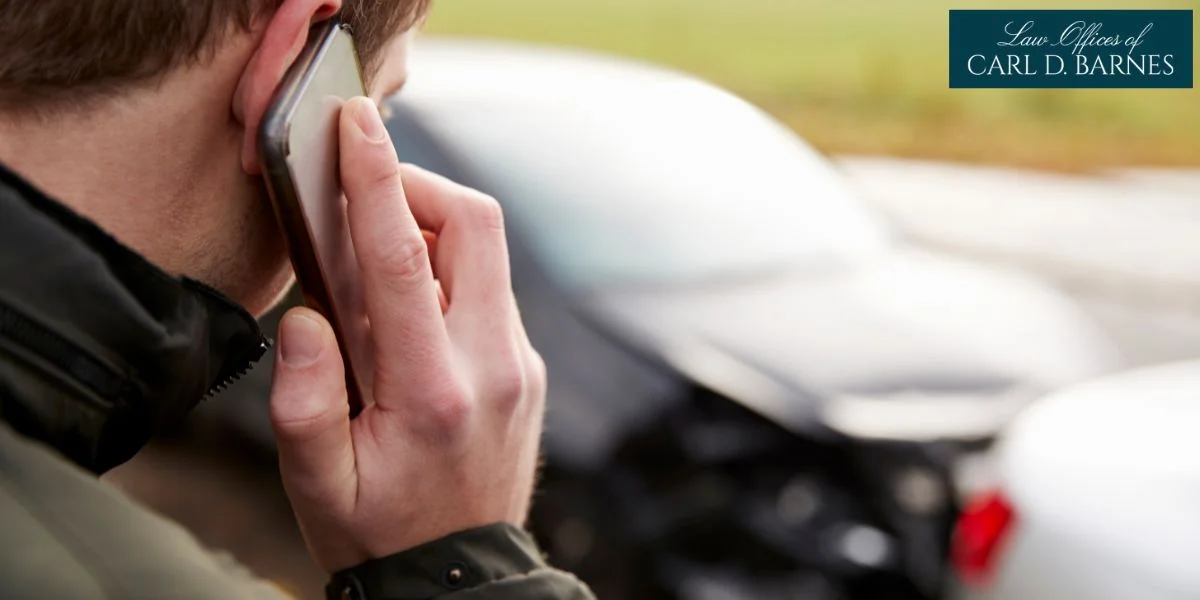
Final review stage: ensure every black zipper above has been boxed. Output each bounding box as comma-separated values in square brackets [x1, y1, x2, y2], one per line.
[204, 336, 272, 399]
[0, 299, 132, 407]
[0, 293, 269, 408]
[182, 278, 272, 399]
[0, 283, 270, 410]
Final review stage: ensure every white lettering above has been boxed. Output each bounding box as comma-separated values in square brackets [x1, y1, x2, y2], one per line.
[1125, 23, 1152, 55]
[968, 54, 988, 75]
[1126, 53, 1146, 75]
[1045, 54, 1066, 75]
[1147, 54, 1162, 76]
[986, 55, 1006, 76]
[1076, 54, 1091, 75]
[999, 20, 1049, 47]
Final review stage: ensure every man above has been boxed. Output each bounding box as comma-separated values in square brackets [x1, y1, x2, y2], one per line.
[0, 0, 593, 598]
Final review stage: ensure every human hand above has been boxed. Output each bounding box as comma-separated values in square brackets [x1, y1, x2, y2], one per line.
[268, 97, 546, 572]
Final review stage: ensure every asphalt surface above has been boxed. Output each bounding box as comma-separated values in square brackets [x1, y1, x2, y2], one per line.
[105, 157, 1200, 598]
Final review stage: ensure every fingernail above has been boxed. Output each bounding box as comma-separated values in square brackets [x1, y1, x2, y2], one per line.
[352, 97, 387, 142]
[280, 312, 324, 367]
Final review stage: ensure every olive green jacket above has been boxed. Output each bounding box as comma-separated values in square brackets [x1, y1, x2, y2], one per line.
[0, 162, 594, 600]
[0, 422, 592, 600]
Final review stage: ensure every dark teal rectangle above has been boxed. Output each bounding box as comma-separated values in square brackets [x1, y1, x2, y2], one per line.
[949, 10, 1193, 88]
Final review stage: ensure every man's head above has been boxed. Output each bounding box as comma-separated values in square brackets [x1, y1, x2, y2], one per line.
[0, 0, 430, 315]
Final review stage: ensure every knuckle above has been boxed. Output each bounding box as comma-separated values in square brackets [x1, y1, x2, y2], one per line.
[525, 349, 548, 408]
[269, 397, 341, 443]
[420, 383, 473, 433]
[486, 353, 528, 412]
[527, 349, 548, 391]
[374, 234, 431, 286]
[364, 153, 404, 191]
[461, 191, 505, 234]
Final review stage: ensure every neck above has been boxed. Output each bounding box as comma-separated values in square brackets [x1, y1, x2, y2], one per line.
[0, 34, 294, 315]
[0, 74, 242, 276]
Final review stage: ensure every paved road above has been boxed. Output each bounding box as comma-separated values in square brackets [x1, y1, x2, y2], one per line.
[839, 157, 1200, 367]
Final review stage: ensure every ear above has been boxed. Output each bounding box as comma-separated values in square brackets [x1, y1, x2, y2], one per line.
[234, 0, 342, 175]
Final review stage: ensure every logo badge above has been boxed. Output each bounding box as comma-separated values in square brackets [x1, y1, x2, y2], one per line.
[949, 10, 1193, 88]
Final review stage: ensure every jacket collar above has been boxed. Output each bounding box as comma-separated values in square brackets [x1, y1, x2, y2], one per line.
[0, 162, 267, 473]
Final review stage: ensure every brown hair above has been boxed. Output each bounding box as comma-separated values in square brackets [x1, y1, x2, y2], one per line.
[0, 0, 430, 112]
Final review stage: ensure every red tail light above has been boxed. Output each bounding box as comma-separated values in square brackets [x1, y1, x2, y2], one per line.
[951, 490, 1017, 586]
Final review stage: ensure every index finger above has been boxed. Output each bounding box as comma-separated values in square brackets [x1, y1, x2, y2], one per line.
[339, 97, 453, 405]
[395, 164, 514, 321]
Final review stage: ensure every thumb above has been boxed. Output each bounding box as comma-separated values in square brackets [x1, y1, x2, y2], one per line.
[270, 307, 356, 508]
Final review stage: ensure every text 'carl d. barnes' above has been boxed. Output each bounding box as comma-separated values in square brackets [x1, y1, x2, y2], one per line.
[966, 20, 1178, 77]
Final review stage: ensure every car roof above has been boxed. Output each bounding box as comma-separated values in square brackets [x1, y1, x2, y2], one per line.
[398, 36, 738, 111]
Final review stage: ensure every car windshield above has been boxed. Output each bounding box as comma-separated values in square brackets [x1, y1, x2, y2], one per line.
[401, 67, 890, 289]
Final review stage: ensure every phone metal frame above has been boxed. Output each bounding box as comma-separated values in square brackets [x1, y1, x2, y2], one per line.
[259, 19, 369, 416]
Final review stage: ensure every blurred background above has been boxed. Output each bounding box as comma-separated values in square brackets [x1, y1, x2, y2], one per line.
[428, 0, 1200, 170]
[107, 2, 1200, 600]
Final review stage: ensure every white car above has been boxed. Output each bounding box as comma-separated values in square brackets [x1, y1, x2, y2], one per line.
[951, 360, 1200, 600]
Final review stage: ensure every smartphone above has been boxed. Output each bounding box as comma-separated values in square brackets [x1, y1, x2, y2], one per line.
[259, 19, 373, 416]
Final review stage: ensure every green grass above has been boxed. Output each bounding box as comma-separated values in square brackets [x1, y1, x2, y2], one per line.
[424, 0, 1200, 170]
